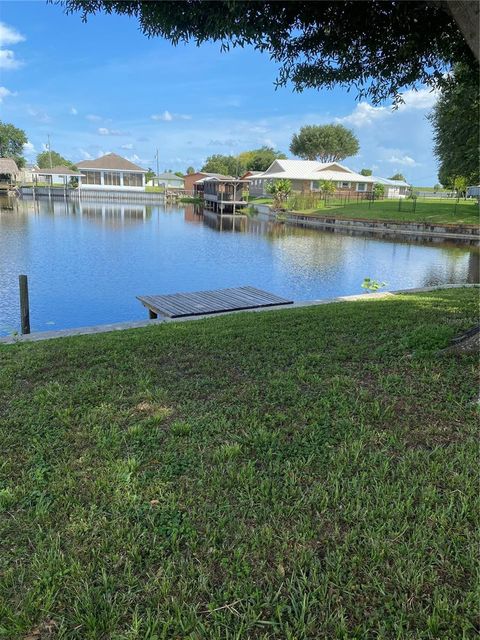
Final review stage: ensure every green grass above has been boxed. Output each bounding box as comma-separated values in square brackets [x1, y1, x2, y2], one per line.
[179, 196, 203, 204]
[145, 186, 165, 193]
[249, 196, 274, 205]
[291, 198, 479, 225]
[413, 186, 449, 193]
[0, 288, 478, 639]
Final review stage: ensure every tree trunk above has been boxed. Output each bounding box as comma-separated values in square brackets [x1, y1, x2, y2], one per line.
[435, 1, 480, 61]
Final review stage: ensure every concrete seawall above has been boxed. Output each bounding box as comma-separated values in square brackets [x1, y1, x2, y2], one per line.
[254, 205, 479, 242]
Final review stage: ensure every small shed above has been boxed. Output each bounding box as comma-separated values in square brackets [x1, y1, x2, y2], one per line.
[0, 157, 19, 190]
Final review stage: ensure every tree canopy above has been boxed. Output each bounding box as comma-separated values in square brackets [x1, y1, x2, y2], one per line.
[0, 121, 28, 169]
[201, 154, 244, 176]
[389, 173, 406, 182]
[237, 146, 287, 172]
[145, 167, 155, 182]
[430, 64, 479, 187]
[360, 168, 372, 176]
[186, 166, 195, 174]
[36, 150, 76, 170]
[290, 124, 359, 163]
[58, 1, 478, 104]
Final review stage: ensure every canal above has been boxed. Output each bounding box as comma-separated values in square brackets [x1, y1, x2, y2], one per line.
[0, 197, 477, 335]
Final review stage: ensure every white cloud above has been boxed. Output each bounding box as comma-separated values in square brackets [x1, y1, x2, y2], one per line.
[387, 155, 419, 167]
[336, 102, 389, 127]
[398, 87, 438, 111]
[247, 125, 269, 134]
[127, 153, 144, 164]
[0, 22, 25, 46]
[209, 138, 238, 147]
[70, 107, 78, 115]
[152, 110, 173, 122]
[0, 49, 22, 70]
[120, 143, 133, 150]
[86, 114, 102, 121]
[23, 141, 35, 154]
[336, 87, 437, 129]
[78, 149, 93, 159]
[98, 127, 127, 136]
[151, 110, 192, 122]
[28, 107, 51, 123]
[0, 86, 15, 102]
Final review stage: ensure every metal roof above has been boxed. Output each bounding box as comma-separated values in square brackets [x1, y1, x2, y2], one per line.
[371, 176, 410, 187]
[155, 172, 184, 180]
[195, 174, 236, 183]
[259, 159, 376, 183]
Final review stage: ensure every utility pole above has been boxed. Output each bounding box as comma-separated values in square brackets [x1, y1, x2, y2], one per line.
[47, 134, 53, 169]
[155, 149, 159, 186]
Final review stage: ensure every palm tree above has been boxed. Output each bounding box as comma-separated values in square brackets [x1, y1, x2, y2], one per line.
[266, 179, 292, 210]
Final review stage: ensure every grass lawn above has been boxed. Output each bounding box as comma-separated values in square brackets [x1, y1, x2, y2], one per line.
[413, 186, 449, 193]
[145, 186, 165, 193]
[1, 288, 478, 638]
[292, 198, 479, 225]
[249, 196, 274, 205]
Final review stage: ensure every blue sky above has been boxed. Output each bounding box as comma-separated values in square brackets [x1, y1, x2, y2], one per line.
[1, 1, 440, 184]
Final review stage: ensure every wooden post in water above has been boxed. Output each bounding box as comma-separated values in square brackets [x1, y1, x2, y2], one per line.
[19, 274, 30, 334]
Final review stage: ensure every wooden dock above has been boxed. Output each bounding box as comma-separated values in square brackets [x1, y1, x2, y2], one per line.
[137, 286, 293, 319]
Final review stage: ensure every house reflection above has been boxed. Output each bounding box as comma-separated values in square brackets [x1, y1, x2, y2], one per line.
[183, 204, 204, 225]
[79, 203, 151, 226]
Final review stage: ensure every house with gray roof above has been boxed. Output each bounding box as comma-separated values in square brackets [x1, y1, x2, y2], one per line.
[147, 172, 184, 189]
[76, 153, 147, 191]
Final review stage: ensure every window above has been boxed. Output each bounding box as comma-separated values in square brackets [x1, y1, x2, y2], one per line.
[123, 173, 143, 187]
[339, 181, 351, 189]
[311, 180, 321, 191]
[104, 171, 121, 186]
[357, 183, 366, 192]
[81, 171, 101, 185]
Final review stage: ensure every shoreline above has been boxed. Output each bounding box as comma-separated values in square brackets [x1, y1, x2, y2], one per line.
[253, 204, 480, 241]
[1, 284, 477, 345]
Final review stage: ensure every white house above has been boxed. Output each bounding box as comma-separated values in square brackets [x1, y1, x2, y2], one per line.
[147, 172, 184, 189]
[371, 176, 411, 198]
[248, 159, 375, 197]
[19, 164, 39, 183]
[76, 153, 147, 191]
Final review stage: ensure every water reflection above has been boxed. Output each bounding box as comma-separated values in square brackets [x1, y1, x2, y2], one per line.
[0, 196, 477, 335]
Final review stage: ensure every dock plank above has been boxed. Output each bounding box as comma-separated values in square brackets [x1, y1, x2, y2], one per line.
[137, 286, 293, 318]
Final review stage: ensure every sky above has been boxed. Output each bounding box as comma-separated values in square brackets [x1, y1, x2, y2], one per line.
[1, 1, 440, 184]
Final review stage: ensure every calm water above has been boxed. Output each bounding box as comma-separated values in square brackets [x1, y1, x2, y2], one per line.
[0, 197, 478, 335]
